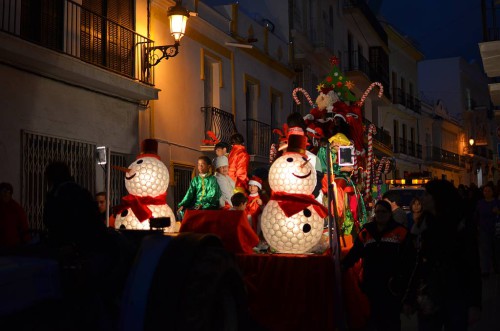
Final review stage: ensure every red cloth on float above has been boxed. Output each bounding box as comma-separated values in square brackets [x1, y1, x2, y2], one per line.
[270, 191, 328, 218]
[245, 194, 262, 233]
[180, 210, 259, 254]
[340, 234, 371, 330]
[235, 252, 337, 331]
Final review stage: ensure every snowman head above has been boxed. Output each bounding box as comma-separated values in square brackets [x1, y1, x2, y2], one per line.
[268, 152, 316, 194]
[125, 156, 169, 197]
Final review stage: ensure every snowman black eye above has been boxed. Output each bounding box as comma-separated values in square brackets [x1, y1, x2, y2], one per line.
[302, 223, 311, 233]
[137, 159, 143, 164]
[303, 209, 312, 217]
[302, 157, 308, 161]
[286, 157, 293, 162]
[121, 210, 128, 217]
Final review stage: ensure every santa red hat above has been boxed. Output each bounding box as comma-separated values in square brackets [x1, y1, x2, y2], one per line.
[248, 176, 263, 190]
[138, 138, 160, 159]
[285, 134, 307, 156]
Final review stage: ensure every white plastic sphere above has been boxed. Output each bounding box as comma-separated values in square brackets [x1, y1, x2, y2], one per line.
[114, 204, 177, 232]
[268, 153, 316, 194]
[261, 200, 324, 253]
[125, 156, 169, 197]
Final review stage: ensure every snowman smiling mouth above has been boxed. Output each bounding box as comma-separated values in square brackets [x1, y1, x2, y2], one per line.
[125, 173, 136, 180]
[292, 170, 311, 179]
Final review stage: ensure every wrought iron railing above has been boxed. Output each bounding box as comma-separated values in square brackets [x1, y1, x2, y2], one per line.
[416, 144, 422, 159]
[344, 50, 390, 99]
[245, 119, 272, 157]
[201, 107, 237, 145]
[391, 88, 421, 113]
[398, 137, 407, 155]
[426, 146, 461, 167]
[342, 0, 388, 45]
[0, 0, 154, 85]
[363, 119, 392, 148]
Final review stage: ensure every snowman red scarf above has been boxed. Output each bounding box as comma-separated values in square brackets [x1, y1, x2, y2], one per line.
[114, 192, 167, 222]
[270, 191, 328, 218]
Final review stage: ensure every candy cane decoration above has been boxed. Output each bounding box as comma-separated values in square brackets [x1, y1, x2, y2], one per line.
[359, 82, 384, 106]
[292, 87, 315, 107]
[375, 157, 385, 185]
[383, 158, 391, 174]
[365, 124, 377, 197]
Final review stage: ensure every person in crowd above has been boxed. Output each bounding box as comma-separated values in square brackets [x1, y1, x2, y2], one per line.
[403, 179, 482, 331]
[231, 192, 248, 211]
[342, 199, 414, 331]
[383, 190, 408, 228]
[95, 191, 108, 223]
[0, 182, 31, 250]
[214, 155, 235, 209]
[407, 197, 423, 233]
[475, 183, 500, 277]
[177, 156, 221, 219]
[246, 176, 263, 235]
[228, 133, 249, 194]
[43, 161, 134, 328]
[44, 162, 107, 249]
[214, 141, 230, 158]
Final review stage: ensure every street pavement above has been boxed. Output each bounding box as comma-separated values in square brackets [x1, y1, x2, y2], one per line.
[401, 273, 500, 331]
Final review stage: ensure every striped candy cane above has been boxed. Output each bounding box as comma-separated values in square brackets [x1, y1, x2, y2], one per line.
[359, 82, 384, 106]
[292, 87, 315, 107]
[375, 157, 385, 185]
[365, 124, 377, 197]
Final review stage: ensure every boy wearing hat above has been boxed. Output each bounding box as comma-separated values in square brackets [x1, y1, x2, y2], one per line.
[214, 155, 235, 209]
[245, 176, 263, 234]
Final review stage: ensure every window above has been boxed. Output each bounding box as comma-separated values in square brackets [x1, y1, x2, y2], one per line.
[201, 49, 222, 108]
[172, 163, 195, 211]
[20, 0, 64, 51]
[81, 0, 135, 77]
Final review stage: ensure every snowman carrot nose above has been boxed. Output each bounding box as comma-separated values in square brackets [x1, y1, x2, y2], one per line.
[300, 158, 310, 168]
[112, 165, 131, 173]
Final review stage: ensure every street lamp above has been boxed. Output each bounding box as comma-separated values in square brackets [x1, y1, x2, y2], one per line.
[469, 138, 475, 146]
[145, 1, 190, 68]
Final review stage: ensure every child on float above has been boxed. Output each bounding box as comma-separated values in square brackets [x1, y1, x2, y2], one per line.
[214, 155, 235, 209]
[214, 141, 230, 157]
[177, 156, 221, 220]
[228, 133, 249, 194]
[245, 176, 264, 235]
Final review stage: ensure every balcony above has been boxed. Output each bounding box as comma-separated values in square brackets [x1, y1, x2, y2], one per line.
[395, 138, 422, 159]
[363, 119, 392, 150]
[426, 146, 461, 167]
[202, 107, 237, 146]
[0, 0, 153, 85]
[344, 50, 390, 99]
[245, 119, 271, 158]
[342, 0, 388, 46]
[391, 88, 421, 113]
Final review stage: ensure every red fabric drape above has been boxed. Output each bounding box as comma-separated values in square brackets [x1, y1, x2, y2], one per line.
[180, 210, 259, 254]
[113, 192, 167, 222]
[270, 191, 328, 218]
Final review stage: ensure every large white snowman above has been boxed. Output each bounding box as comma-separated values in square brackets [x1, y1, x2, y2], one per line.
[261, 134, 327, 253]
[114, 139, 177, 232]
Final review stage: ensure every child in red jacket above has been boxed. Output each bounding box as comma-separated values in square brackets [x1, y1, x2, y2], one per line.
[228, 133, 249, 194]
[245, 176, 263, 235]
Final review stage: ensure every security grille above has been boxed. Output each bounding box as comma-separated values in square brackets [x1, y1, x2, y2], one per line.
[172, 164, 195, 214]
[21, 131, 96, 232]
[109, 152, 128, 208]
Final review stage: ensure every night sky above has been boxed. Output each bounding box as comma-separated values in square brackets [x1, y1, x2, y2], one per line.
[377, 0, 484, 64]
